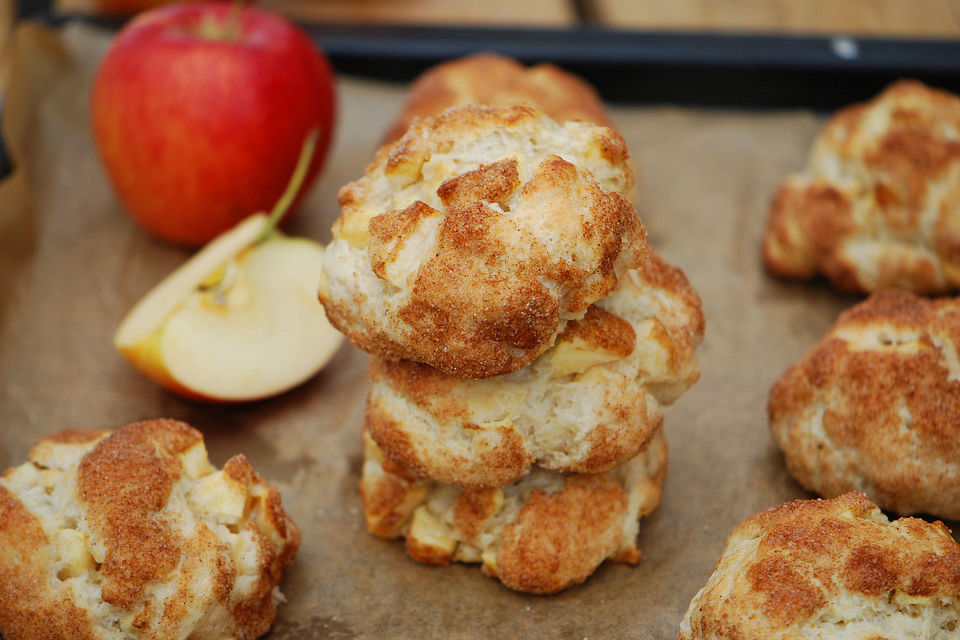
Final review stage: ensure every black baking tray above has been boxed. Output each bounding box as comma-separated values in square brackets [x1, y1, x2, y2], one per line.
[14, 0, 960, 108]
[301, 23, 960, 110]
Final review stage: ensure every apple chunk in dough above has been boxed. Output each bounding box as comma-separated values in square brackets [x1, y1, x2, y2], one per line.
[114, 214, 342, 402]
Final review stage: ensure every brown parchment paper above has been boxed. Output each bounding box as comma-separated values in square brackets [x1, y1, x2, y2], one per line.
[2, 20, 928, 640]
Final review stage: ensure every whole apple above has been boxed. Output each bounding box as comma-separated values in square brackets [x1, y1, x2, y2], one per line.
[91, 2, 335, 246]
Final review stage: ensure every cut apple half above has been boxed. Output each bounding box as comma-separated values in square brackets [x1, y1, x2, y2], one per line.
[114, 214, 343, 402]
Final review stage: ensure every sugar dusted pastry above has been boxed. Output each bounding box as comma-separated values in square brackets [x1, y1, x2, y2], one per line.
[769, 289, 960, 519]
[763, 80, 960, 293]
[680, 492, 960, 639]
[366, 249, 703, 487]
[382, 53, 615, 144]
[360, 428, 667, 594]
[0, 419, 299, 640]
[319, 104, 643, 379]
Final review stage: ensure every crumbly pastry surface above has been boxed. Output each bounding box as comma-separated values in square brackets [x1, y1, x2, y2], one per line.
[763, 80, 960, 293]
[365, 248, 702, 488]
[769, 289, 960, 519]
[680, 492, 960, 640]
[381, 53, 615, 144]
[319, 103, 643, 379]
[360, 427, 667, 594]
[0, 419, 300, 640]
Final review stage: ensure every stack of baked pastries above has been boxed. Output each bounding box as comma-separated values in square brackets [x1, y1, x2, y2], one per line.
[318, 56, 704, 594]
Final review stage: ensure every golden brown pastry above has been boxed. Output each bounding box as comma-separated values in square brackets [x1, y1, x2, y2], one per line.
[680, 492, 960, 639]
[319, 103, 642, 379]
[382, 53, 615, 144]
[763, 80, 960, 293]
[769, 289, 960, 519]
[360, 427, 667, 594]
[366, 249, 703, 487]
[0, 419, 300, 640]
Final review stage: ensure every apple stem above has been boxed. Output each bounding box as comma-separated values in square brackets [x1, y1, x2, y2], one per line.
[225, 0, 245, 39]
[254, 129, 319, 244]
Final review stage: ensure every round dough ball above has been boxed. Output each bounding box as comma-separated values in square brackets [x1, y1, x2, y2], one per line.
[681, 492, 960, 639]
[0, 419, 300, 640]
[769, 289, 960, 519]
[381, 53, 615, 145]
[360, 427, 667, 595]
[763, 80, 960, 293]
[320, 103, 643, 379]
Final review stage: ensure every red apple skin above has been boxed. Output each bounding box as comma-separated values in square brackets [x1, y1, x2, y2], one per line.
[91, 2, 335, 246]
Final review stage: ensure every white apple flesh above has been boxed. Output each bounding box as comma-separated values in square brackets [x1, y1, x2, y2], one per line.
[114, 214, 342, 402]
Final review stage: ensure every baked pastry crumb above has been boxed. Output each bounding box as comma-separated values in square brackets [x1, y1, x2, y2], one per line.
[360, 428, 667, 594]
[769, 288, 960, 519]
[0, 419, 300, 640]
[320, 103, 642, 379]
[681, 492, 960, 639]
[763, 80, 960, 293]
[381, 53, 615, 144]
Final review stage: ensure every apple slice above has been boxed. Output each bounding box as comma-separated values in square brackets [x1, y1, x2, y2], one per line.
[114, 131, 343, 402]
[114, 218, 342, 402]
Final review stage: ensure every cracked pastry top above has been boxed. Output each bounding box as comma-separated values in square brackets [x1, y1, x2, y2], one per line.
[763, 80, 960, 293]
[381, 53, 615, 145]
[768, 289, 960, 520]
[365, 248, 703, 488]
[319, 103, 643, 379]
[360, 425, 667, 595]
[681, 492, 960, 639]
[0, 419, 300, 640]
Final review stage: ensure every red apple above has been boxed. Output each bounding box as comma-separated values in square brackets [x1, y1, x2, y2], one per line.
[91, 2, 335, 246]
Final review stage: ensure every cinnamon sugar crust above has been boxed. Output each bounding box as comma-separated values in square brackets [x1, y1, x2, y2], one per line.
[359, 427, 667, 594]
[763, 80, 960, 293]
[680, 492, 960, 639]
[0, 419, 300, 640]
[320, 104, 642, 379]
[769, 289, 960, 519]
[365, 249, 703, 488]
